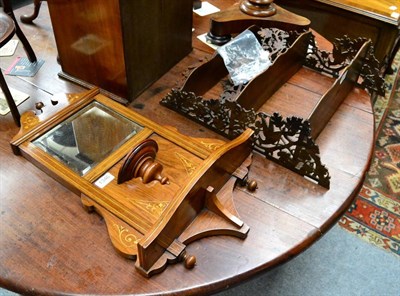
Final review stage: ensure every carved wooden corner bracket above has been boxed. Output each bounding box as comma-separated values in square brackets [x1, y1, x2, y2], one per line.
[304, 34, 386, 96]
[358, 45, 386, 96]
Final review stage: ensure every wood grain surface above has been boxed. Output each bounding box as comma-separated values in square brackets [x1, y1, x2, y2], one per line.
[0, 1, 374, 295]
[275, 0, 400, 68]
[315, 0, 400, 22]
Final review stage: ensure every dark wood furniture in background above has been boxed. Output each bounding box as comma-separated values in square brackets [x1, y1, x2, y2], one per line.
[1, 0, 36, 63]
[0, 1, 375, 295]
[20, 0, 400, 72]
[0, 0, 37, 126]
[275, 0, 400, 71]
[46, 0, 127, 101]
[0, 12, 20, 126]
[118, 0, 193, 101]
[44, 0, 193, 103]
[20, 0, 42, 23]
[206, 0, 311, 45]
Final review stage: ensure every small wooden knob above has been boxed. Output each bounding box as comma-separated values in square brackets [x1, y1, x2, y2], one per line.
[35, 102, 45, 112]
[247, 180, 258, 191]
[180, 251, 196, 269]
[184, 255, 196, 269]
[139, 159, 169, 185]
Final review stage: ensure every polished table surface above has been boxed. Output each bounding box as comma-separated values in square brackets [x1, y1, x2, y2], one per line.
[0, 1, 374, 295]
[274, 0, 400, 69]
[314, 0, 400, 24]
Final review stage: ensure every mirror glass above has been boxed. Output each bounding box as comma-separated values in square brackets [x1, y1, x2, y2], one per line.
[33, 101, 143, 176]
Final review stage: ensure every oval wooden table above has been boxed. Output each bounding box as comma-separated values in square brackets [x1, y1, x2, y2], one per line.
[0, 1, 374, 295]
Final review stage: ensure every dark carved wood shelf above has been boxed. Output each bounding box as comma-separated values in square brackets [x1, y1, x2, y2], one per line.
[161, 27, 385, 189]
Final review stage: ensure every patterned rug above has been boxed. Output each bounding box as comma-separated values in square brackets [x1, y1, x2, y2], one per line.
[339, 53, 400, 257]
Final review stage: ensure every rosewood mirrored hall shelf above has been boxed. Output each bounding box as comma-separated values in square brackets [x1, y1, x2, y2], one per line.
[11, 88, 257, 277]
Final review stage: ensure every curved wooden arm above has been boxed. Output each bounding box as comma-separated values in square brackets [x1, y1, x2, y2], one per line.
[20, 0, 43, 24]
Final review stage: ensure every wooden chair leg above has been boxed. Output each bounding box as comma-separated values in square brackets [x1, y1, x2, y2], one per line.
[385, 35, 400, 75]
[13, 17, 37, 62]
[0, 71, 21, 127]
[1, 0, 37, 63]
[20, 0, 43, 24]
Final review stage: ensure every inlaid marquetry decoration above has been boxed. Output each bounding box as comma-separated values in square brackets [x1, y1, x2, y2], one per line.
[20, 111, 39, 131]
[11, 88, 256, 277]
[199, 141, 223, 152]
[81, 194, 141, 258]
[175, 152, 197, 176]
[161, 26, 386, 189]
[131, 200, 170, 217]
[113, 223, 140, 248]
[12, 92, 89, 151]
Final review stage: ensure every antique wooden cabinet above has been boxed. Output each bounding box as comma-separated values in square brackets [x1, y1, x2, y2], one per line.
[47, 0, 193, 102]
[275, 0, 400, 71]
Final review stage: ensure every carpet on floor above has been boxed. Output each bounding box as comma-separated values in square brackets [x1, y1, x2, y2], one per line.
[339, 51, 400, 257]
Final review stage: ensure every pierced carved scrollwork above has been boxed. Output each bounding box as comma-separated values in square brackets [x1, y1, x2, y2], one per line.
[257, 27, 301, 61]
[161, 30, 388, 190]
[305, 35, 385, 96]
[252, 113, 330, 188]
[305, 34, 367, 77]
[358, 45, 386, 96]
[160, 90, 330, 188]
[163, 89, 256, 139]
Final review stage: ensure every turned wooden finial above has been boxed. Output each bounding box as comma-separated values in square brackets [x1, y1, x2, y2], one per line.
[247, 179, 258, 191]
[240, 0, 277, 17]
[180, 251, 196, 269]
[117, 139, 169, 185]
[239, 177, 258, 191]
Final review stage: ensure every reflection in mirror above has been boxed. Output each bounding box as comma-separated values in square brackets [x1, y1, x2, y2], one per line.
[33, 101, 143, 176]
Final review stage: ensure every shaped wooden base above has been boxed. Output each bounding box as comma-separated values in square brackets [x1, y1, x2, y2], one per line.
[82, 155, 253, 277]
[206, 1, 310, 45]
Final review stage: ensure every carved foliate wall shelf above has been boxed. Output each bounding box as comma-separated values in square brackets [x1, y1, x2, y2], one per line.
[11, 88, 257, 277]
[161, 26, 385, 189]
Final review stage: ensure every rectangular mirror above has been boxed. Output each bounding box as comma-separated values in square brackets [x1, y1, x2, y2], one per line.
[33, 101, 143, 176]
